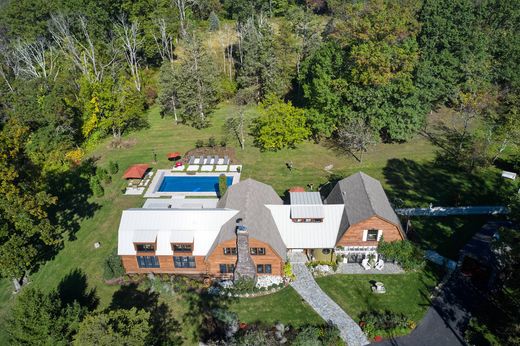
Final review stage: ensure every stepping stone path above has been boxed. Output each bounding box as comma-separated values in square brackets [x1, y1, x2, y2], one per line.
[289, 253, 369, 346]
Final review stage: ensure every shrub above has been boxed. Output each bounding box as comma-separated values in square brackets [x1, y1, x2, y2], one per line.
[307, 260, 338, 272]
[359, 310, 410, 338]
[195, 139, 204, 148]
[283, 262, 295, 280]
[377, 239, 425, 271]
[232, 277, 256, 293]
[108, 161, 119, 174]
[96, 167, 111, 184]
[90, 176, 104, 197]
[292, 325, 341, 345]
[218, 174, 228, 197]
[208, 136, 217, 148]
[220, 138, 227, 147]
[103, 249, 125, 279]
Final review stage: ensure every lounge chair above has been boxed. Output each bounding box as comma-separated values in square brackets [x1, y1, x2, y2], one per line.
[223, 156, 229, 165]
[214, 155, 219, 164]
[188, 156, 195, 164]
[361, 258, 371, 270]
[375, 259, 385, 271]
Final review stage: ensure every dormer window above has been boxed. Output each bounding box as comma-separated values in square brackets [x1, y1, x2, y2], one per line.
[172, 243, 192, 252]
[366, 229, 379, 241]
[135, 243, 155, 252]
[291, 218, 323, 223]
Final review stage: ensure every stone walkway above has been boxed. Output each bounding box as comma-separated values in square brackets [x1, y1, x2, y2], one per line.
[289, 254, 369, 346]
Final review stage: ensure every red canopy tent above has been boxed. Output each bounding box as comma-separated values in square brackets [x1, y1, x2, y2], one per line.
[289, 186, 305, 192]
[123, 164, 150, 179]
[167, 152, 181, 160]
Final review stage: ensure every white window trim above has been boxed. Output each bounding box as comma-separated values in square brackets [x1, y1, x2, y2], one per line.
[362, 230, 368, 241]
[377, 230, 383, 241]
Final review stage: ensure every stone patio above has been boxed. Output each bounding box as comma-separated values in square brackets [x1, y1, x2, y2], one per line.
[337, 262, 404, 274]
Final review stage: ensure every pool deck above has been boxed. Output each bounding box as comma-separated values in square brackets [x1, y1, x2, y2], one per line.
[144, 170, 241, 198]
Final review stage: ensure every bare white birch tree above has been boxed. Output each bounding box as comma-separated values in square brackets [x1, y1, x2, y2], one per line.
[12, 39, 58, 80]
[152, 18, 175, 63]
[117, 18, 143, 92]
[49, 13, 116, 83]
[217, 24, 236, 81]
[172, 0, 195, 38]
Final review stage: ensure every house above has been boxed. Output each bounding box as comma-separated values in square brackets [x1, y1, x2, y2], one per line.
[117, 172, 404, 279]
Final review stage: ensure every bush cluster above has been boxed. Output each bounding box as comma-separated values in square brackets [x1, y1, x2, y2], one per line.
[306, 260, 338, 272]
[377, 239, 425, 271]
[359, 310, 413, 339]
[103, 249, 125, 280]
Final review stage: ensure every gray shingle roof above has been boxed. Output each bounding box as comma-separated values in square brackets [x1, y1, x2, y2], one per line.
[324, 172, 403, 240]
[207, 179, 286, 260]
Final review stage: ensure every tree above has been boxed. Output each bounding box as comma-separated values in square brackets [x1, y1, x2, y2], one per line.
[208, 11, 220, 31]
[74, 308, 151, 346]
[335, 118, 377, 163]
[7, 288, 86, 345]
[218, 174, 228, 197]
[236, 17, 283, 101]
[117, 18, 143, 92]
[0, 120, 59, 290]
[159, 34, 218, 128]
[252, 95, 310, 151]
[300, 0, 427, 142]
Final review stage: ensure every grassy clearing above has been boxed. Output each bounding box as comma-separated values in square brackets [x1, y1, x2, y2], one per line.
[316, 266, 443, 323]
[228, 287, 323, 326]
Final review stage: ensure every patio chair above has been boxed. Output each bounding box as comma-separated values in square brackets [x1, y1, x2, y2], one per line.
[361, 258, 371, 270]
[188, 156, 195, 164]
[375, 259, 384, 271]
[214, 155, 219, 164]
[223, 156, 229, 165]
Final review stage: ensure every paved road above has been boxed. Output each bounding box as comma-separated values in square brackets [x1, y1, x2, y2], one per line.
[395, 206, 508, 216]
[289, 254, 369, 346]
[373, 274, 472, 346]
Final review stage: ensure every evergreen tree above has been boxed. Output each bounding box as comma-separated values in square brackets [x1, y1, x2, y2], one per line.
[208, 11, 220, 31]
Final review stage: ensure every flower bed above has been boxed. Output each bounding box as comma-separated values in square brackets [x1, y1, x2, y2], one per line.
[210, 276, 287, 298]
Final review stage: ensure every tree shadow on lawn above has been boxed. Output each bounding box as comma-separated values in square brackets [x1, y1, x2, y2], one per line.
[57, 268, 99, 311]
[46, 158, 100, 242]
[383, 158, 512, 258]
[110, 283, 183, 345]
[180, 286, 237, 343]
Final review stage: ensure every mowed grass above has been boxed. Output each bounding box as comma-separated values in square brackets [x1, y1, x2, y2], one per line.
[228, 287, 323, 326]
[0, 102, 438, 343]
[316, 266, 442, 323]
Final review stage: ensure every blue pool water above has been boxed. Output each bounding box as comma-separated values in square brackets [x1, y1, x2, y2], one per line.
[158, 176, 233, 193]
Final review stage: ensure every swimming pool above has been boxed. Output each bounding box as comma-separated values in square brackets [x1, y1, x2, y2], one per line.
[158, 176, 233, 193]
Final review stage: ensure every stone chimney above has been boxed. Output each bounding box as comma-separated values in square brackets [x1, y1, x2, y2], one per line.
[234, 221, 256, 282]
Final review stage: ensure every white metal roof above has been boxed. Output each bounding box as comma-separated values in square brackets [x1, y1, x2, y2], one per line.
[266, 204, 344, 249]
[132, 230, 158, 243]
[290, 192, 323, 205]
[118, 209, 238, 256]
[290, 205, 325, 219]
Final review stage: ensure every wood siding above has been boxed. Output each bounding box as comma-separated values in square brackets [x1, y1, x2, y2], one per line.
[205, 237, 284, 276]
[336, 215, 403, 247]
[121, 238, 284, 277]
[121, 255, 207, 274]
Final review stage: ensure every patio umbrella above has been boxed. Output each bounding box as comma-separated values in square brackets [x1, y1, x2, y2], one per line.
[289, 186, 305, 192]
[122, 164, 150, 179]
[167, 152, 181, 160]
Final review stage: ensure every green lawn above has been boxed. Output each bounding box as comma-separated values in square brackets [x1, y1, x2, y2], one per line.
[316, 267, 442, 323]
[229, 287, 323, 326]
[0, 102, 481, 344]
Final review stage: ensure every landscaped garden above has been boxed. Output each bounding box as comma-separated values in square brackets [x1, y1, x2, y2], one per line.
[316, 265, 444, 338]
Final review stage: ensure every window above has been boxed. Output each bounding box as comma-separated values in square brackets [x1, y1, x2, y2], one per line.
[223, 247, 237, 255]
[219, 264, 235, 273]
[256, 264, 272, 274]
[135, 243, 155, 252]
[366, 229, 379, 241]
[172, 244, 192, 252]
[137, 256, 160, 268]
[173, 256, 196, 268]
[250, 247, 266, 255]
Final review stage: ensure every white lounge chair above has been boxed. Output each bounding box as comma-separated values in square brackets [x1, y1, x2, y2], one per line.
[361, 258, 371, 270]
[375, 259, 385, 271]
